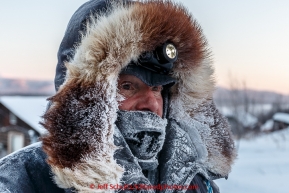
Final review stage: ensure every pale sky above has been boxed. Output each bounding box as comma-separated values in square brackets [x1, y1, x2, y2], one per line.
[1, 0, 289, 94]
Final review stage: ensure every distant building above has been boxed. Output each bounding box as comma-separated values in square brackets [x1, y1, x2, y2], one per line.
[0, 96, 48, 158]
[219, 107, 258, 127]
[217, 106, 258, 137]
[272, 112, 289, 131]
[260, 119, 274, 132]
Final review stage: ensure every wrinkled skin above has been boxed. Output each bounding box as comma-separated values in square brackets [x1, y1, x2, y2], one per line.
[118, 74, 164, 117]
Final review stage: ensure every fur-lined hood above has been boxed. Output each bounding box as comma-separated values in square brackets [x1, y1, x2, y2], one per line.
[42, 0, 236, 192]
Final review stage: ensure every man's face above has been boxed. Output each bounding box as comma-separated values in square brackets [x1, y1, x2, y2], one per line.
[118, 74, 163, 117]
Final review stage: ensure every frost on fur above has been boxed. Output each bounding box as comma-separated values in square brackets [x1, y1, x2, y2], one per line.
[169, 93, 236, 177]
[51, 153, 123, 193]
[42, 80, 124, 191]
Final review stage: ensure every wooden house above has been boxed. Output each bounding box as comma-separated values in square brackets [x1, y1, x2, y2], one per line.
[0, 96, 47, 158]
[273, 112, 289, 131]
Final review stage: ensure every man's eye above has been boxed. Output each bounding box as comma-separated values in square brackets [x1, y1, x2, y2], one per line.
[118, 82, 137, 98]
[121, 83, 133, 90]
[152, 86, 163, 92]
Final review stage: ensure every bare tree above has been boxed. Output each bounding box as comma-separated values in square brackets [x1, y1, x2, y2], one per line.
[224, 72, 259, 149]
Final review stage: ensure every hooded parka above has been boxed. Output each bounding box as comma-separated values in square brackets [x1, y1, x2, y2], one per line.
[0, 0, 237, 192]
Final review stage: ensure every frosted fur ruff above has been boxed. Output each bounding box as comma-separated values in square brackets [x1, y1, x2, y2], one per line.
[42, 1, 237, 192]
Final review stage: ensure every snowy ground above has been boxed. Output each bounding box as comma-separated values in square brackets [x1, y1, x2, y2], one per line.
[215, 127, 289, 193]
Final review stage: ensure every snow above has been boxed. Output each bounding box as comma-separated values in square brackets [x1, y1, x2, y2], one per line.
[260, 119, 274, 131]
[218, 106, 258, 128]
[0, 96, 48, 134]
[273, 112, 289, 124]
[215, 127, 289, 193]
[247, 103, 273, 115]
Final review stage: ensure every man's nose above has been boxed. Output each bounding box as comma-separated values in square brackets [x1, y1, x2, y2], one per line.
[135, 90, 162, 116]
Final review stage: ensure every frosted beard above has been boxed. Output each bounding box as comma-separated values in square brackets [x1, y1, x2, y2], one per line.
[115, 111, 167, 170]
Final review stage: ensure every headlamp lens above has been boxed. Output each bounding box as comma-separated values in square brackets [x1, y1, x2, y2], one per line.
[165, 44, 177, 59]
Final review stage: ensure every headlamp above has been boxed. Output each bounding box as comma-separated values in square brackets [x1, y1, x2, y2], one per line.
[137, 42, 178, 75]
